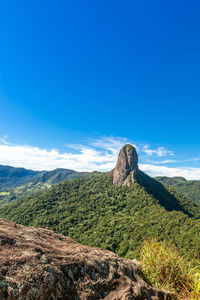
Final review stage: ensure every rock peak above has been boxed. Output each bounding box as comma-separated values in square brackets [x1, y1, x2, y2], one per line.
[113, 144, 138, 187]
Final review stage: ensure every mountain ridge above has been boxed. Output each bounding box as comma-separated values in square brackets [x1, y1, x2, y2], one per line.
[0, 165, 97, 206]
[156, 176, 200, 204]
[0, 144, 200, 259]
[1, 170, 199, 259]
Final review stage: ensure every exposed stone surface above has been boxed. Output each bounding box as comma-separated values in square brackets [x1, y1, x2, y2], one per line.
[113, 144, 139, 187]
[0, 219, 175, 300]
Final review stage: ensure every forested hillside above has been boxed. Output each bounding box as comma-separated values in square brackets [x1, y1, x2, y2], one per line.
[156, 176, 200, 204]
[1, 171, 199, 260]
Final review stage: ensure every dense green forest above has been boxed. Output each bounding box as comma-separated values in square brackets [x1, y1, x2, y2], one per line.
[156, 176, 200, 204]
[1, 171, 200, 260]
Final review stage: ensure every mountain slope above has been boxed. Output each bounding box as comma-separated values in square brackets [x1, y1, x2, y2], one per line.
[0, 165, 96, 206]
[156, 176, 200, 204]
[1, 171, 200, 260]
[0, 165, 39, 188]
[1, 145, 199, 260]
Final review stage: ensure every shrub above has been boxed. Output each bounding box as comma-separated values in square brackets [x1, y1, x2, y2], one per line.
[140, 239, 200, 299]
[190, 272, 200, 300]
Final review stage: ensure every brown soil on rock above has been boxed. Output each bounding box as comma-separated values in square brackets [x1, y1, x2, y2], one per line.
[0, 219, 175, 300]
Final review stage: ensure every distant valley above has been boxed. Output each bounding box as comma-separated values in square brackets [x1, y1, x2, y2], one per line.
[0, 165, 97, 206]
[1, 164, 200, 207]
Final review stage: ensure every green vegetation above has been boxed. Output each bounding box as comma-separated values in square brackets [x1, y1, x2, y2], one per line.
[156, 176, 200, 204]
[0, 192, 10, 196]
[0, 165, 96, 206]
[0, 171, 200, 260]
[0, 165, 39, 188]
[0, 169, 200, 299]
[140, 240, 200, 299]
[0, 191, 11, 205]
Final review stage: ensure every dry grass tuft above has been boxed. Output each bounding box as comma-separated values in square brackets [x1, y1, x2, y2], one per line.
[139, 239, 200, 299]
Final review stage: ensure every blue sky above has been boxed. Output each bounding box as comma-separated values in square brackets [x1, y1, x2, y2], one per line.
[0, 0, 200, 179]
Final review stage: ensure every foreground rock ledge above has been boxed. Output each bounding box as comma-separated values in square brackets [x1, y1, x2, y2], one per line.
[0, 219, 174, 300]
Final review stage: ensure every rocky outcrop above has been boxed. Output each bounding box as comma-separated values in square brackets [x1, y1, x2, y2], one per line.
[113, 144, 139, 187]
[0, 219, 174, 300]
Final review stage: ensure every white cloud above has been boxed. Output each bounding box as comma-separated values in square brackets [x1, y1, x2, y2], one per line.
[142, 145, 174, 157]
[0, 136, 125, 172]
[0, 136, 199, 180]
[140, 164, 200, 180]
[0, 135, 9, 145]
[148, 159, 177, 164]
[89, 136, 135, 155]
[147, 158, 200, 164]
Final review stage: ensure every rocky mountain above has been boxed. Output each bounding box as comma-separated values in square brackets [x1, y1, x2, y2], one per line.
[0, 218, 174, 300]
[1, 144, 200, 260]
[156, 176, 200, 204]
[113, 144, 138, 187]
[0, 166, 95, 206]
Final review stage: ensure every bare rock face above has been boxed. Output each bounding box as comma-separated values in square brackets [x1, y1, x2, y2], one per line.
[113, 144, 139, 187]
[0, 219, 174, 300]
